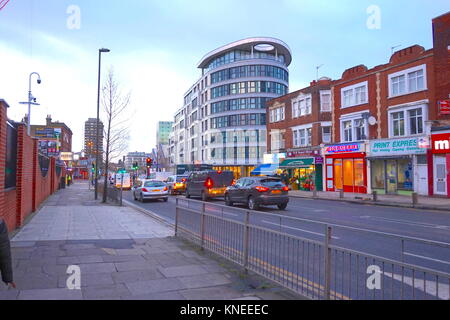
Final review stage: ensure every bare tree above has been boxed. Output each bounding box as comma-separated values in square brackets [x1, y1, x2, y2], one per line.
[101, 68, 131, 203]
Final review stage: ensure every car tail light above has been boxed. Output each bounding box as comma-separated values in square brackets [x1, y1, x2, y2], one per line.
[231, 179, 236, 185]
[182, 178, 186, 182]
[217, 170, 222, 174]
[205, 177, 213, 189]
[282, 186, 289, 192]
[142, 188, 148, 192]
[163, 187, 168, 191]
[255, 186, 270, 192]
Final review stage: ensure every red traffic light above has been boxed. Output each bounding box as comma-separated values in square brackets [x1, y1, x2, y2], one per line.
[146, 158, 153, 167]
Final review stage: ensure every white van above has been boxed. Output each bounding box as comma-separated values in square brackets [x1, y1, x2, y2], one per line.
[148, 172, 172, 182]
[115, 173, 132, 190]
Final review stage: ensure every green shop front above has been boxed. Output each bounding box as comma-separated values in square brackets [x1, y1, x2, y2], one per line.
[280, 150, 323, 191]
[368, 136, 428, 195]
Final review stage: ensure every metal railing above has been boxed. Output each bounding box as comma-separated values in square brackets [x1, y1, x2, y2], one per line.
[175, 197, 450, 300]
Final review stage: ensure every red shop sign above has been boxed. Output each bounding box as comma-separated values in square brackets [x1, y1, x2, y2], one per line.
[431, 133, 450, 154]
[439, 100, 450, 115]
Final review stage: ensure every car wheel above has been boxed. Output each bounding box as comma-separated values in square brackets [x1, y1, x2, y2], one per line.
[163, 197, 168, 202]
[133, 192, 137, 201]
[139, 194, 144, 203]
[185, 189, 191, 198]
[248, 196, 259, 211]
[201, 191, 208, 202]
[225, 194, 233, 206]
[277, 203, 288, 210]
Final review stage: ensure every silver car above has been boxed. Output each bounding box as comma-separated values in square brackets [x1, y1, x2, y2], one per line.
[132, 179, 169, 202]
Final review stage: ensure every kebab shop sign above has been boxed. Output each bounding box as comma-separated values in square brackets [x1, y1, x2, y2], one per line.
[325, 143, 363, 154]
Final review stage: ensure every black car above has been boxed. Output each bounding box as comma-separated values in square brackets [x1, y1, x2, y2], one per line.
[185, 170, 234, 201]
[224, 177, 289, 210]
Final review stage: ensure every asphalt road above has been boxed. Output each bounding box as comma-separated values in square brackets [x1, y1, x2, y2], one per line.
[122, 190, 450, 299]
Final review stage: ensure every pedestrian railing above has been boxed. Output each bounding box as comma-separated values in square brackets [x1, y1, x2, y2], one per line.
[175, 198, 450, 300]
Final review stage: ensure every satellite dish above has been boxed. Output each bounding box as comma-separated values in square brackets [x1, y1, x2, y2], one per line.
[368, 116, 377, 126]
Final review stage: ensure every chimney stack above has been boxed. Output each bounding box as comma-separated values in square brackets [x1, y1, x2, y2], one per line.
[46, 115, 52, 126]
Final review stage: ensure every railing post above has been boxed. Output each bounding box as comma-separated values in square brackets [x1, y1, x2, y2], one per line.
[175, 198, 179, 236]
[243, 211, 250, 273]
[324, 225, 332, 300]
[312, 185, 318, 198]
[200, 202, 206, 250]
[411, 192, 418, 207]
[372, 190, 378, 202]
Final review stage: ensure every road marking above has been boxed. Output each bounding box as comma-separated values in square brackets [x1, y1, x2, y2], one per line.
[360, 216, 450, 230]
[382, 271, 449, 300]
[403, 252, 450, 265]
[262, 220, 340, 239]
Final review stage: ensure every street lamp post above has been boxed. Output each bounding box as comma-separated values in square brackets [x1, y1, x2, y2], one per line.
[19, 72, 42, 136]
[94, 48, 110, 200]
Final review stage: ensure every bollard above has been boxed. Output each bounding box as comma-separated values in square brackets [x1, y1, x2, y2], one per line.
[412, 192, 418, 206]
[372, 190, 378, 202]
[312, 187, 318, 198]
[339, 189, 344, 199]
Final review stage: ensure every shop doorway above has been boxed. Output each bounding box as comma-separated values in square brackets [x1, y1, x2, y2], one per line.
[434, 156, 447, 196]
[332, 158, 366, 193]
[386, 160, 398, 194]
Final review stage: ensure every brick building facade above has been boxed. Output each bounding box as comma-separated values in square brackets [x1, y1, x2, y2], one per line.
[266, 12, 450, 197]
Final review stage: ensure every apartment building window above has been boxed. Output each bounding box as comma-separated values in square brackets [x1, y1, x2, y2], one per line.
[389, 64, 426, 97]
[340, 115, 368, 142]
[322, 126, 331, 143]
[292, 126, 312, 147]
[320, 91, 331, 112]
[270, 107, 285, 123]
[341, 81, 368, 108]
[389, 105, 425, 137]
[292, 94, 312, 118]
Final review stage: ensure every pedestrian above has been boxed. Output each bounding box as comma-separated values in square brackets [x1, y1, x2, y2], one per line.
[0, 219, 15, 289]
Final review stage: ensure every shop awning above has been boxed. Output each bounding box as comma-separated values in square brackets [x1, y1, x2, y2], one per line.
[250, 163, 279, 176]
[279, 158, 314, 168]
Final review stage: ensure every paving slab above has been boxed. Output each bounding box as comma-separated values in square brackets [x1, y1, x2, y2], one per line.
[126, 278, 186, 296]
[18, 288, 83, 300]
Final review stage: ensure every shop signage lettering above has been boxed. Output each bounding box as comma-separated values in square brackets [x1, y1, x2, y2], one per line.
[432, 133, 450, 154]
[325, 143, 361, 154]
[370, 137, 426, 156]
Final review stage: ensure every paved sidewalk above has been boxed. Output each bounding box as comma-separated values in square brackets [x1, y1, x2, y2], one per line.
[0, 181, 303, 300]
[289, 190, 450, 212]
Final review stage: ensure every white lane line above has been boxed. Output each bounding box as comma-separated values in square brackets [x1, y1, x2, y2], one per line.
[262, 220, 340, 240]
[404, 252, 450, 265]
[360, 216, 450, 230]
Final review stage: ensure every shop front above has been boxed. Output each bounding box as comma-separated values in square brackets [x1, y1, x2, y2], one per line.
[430, 131, 450, 198]
[279, 148, 323, 191]
[368, 137, 428, 195]
[324, 143, 367, 194]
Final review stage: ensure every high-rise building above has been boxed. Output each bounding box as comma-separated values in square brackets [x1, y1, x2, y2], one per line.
[157, 121, 173, 145]
[170, 37, 291, 178]
[84, 118, 104, 158]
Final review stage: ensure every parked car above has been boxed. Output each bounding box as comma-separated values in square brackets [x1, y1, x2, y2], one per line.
[166, 175, 188, 195]
[185, 170, 234, 201]
[132, 179, 169, 202]
[224, 177, 289, 210]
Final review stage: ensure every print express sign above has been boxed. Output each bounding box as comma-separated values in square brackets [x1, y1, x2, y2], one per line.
[370, 137, 427, 157]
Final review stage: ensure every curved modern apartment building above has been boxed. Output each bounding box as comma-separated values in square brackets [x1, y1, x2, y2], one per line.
[169, 37, 291, 178]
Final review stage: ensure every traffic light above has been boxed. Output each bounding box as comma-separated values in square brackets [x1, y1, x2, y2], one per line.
[91, 162, 95, 173]
[146, 158, 153, 168]
[133, 162, 139, 170]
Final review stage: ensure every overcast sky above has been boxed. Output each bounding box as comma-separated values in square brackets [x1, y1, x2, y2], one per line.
[0, 0, 448, 153]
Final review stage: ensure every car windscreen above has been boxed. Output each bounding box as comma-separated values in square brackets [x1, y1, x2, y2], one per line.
[260, 179, 285, 187]
[144, 181, 166, 187]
